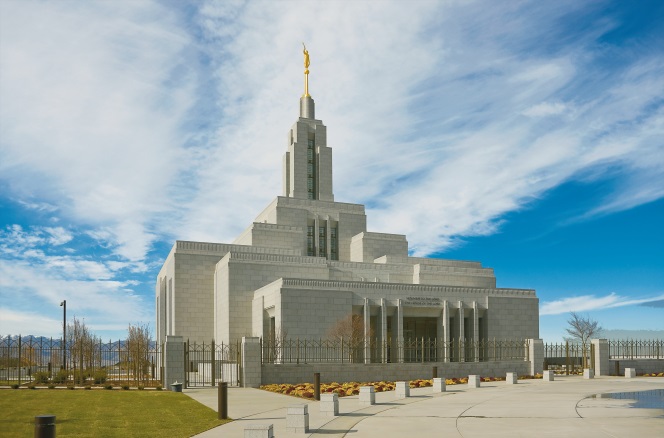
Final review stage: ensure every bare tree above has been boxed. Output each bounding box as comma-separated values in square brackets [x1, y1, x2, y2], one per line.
[126, 323, 152, 383]
[67, 317, 100, 384]
[566, 312, 602, 368]
[327, 314, 373, 363]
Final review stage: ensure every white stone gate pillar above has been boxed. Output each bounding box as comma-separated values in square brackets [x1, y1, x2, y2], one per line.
[241, 337, 262, 388]
[163, 336, 185, 391]
[591, 339, 610, 376]
[528, 339, 544, 376]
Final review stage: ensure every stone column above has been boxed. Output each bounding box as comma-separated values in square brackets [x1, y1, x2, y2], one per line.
[380, 298, 387, 363]
[364, 298, 371, 364]
[473, 301, 479, 362]
[442, 300, 449, 362]
[241, 337, 262, 388]
[458, 301, 465, 362]
[325, 216, 331, 259]
[163, 335, 185, 390]
[591, 339, 610, 376]
[528, 339, 544, 376]
[314, 216, 320, 257]
[397, 299, 404, 363]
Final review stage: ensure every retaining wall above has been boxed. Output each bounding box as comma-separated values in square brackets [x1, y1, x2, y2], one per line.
[261, 360, 530, 384]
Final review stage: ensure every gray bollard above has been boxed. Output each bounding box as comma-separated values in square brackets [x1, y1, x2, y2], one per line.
[218, 382, 228, 419]
[320, 393, 339, 416]
[468, 375, 480, 388]
[625, 368, 636, 378]
[543, 370, 555, 381]
[432, 377, 446, 392]
[506, 372, 518, 384]
[395, 381, 410, 398]
[286, 404, 309, 433]
[244, 423, 273, 438]
[359, 386, 375, 406]
[583, 369, 594, 379]
[34, 415, 56, 438]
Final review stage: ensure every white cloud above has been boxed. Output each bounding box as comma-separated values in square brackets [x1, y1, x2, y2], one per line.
[0, 258, 151, 338]
[2, 1, 662, 258]
[540, 292, 664, 315]
[522, 101, 568, 118]
[1, 1, 663, 338]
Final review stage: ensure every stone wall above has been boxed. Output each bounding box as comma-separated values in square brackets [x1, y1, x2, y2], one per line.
[609, 359, 664, 375]
[261, 360, 530, 385]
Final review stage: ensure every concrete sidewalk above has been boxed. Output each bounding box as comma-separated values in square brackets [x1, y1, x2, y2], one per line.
[187, 376, 664, 437]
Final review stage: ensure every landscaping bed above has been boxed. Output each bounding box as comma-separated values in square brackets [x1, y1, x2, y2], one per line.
[261, 374, 543, 399]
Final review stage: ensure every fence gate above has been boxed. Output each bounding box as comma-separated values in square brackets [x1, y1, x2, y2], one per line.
[184, 340, 241, 387]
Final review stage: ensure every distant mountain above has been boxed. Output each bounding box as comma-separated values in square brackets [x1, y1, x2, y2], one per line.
[600, 329, 664, 340]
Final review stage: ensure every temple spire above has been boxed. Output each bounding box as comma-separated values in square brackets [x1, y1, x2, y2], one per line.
[300, 44, 315, 119]
[302, 43, 310, 97]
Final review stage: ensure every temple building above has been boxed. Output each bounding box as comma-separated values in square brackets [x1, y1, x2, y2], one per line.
[155, 49, 539, 362]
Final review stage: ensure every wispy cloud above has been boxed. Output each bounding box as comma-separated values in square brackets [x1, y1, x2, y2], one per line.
[2, 1, 662, 258]
[0, 1, 662, 338]
[540, 292, 664, 315]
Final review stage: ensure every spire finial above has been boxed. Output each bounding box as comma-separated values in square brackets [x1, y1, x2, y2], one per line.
[302, 43, 310, 97]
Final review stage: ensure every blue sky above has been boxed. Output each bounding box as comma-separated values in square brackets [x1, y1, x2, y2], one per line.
[0, 0, 662, 342]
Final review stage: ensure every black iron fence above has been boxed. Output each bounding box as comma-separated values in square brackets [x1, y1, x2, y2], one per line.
[0, 335, 162, 386]
[184, 340, 241, 387]
[544, 341, 592, 374]
[609, 339, 663, 359]
[261, 337, 529, 364]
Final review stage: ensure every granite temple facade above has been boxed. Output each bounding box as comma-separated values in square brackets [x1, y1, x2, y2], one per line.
[156, 60, 539, 359]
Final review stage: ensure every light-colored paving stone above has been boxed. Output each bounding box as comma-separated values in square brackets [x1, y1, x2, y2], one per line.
[188, 377, 664, 437]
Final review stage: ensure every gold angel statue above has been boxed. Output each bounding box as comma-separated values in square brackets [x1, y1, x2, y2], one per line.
[303, 43, 310, 70]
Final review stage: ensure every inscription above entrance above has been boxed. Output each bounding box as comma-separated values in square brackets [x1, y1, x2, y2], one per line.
[404, 297, 442, 307]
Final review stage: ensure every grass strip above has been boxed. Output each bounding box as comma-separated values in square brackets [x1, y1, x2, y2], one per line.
[0, 389, 229, 437]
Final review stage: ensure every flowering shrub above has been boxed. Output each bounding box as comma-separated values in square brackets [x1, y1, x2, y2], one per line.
[643, 372, 664, 377]
[261, 375, 541, 399]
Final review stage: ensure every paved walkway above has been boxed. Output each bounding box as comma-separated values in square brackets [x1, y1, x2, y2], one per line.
[186, 376, 664, 437]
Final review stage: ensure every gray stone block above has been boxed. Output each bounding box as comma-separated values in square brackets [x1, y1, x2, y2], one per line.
[395, 381, 410, 398]
[244, 424, 274, 438]
[286, 404, 309, 433]
[359, 385, 375, 406]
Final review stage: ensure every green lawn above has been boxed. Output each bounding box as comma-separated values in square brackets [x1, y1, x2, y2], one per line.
[0, 389, 229, 437]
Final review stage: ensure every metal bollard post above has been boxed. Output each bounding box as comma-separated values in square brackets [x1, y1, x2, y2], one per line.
[432, 366, 438, 379]
[314, 373, 320, 401]
[34, 415, 56, 438]
[218, 382, 228, 420]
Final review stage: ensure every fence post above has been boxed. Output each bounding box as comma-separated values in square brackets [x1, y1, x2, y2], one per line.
[211, 339, 216, 387]
[18, 335, 22, 386]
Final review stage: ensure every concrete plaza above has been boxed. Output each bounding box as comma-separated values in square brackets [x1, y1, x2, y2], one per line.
[186, 375, 664, 437]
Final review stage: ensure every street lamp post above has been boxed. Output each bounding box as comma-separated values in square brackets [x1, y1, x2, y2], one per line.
[60, 300, 66, 370]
